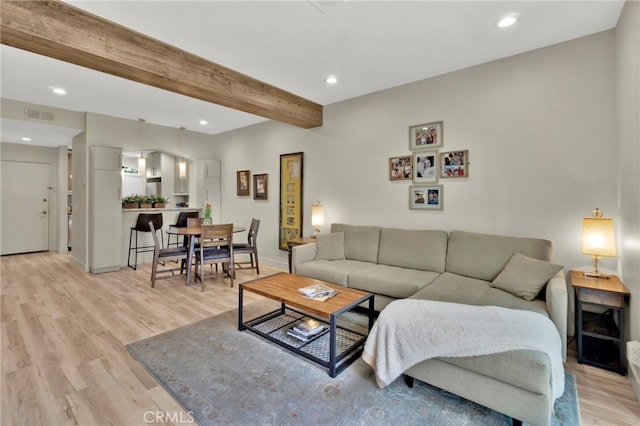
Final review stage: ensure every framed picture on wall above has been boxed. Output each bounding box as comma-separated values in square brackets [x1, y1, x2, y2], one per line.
[253, 174, 268, 200]
[413, 150, 438, 183]
[409, 121, 443, 150]
[389, 155, 412, 180]
[237, 170, 250, 196]
[440, 150, 469, 178]
[409, 185, 443, 210]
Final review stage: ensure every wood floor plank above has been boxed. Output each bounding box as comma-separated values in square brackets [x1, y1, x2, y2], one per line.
[1, 251, 639, 425]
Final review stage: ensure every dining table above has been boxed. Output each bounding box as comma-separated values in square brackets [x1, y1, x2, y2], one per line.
[167, 225, 246, 286]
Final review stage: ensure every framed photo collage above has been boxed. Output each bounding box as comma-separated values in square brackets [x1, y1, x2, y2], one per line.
[389, 121, 469, 210]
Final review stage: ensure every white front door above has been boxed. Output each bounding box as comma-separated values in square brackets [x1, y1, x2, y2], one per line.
[1, 161, 51, 255]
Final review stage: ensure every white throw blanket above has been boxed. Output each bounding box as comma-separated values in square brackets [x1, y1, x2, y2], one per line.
[362, 299, 565, 400]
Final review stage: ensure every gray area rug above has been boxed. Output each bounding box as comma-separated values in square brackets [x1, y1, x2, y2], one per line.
[127, 301, 579, 425]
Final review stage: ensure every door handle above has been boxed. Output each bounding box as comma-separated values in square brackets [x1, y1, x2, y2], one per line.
[41, 211, 48, 215]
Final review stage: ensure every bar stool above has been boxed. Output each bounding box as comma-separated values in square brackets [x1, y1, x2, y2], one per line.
[127, 213, 163, 270]
[167, 211, 199, 248]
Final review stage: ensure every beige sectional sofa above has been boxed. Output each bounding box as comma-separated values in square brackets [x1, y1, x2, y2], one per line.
[292, 223, 567, 426]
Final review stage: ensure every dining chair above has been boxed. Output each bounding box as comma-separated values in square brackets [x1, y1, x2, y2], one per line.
[167, 211, 199, 248]
[187, 217, 204, 227]
[148, 221, 189, 288]
[127, 212, 163, 270]
[194, 223, 234, 291]
[186, 216, 205, 252]
[233, 218, 260, 275]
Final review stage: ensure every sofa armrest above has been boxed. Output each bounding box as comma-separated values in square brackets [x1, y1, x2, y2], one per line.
[291, 243, 317, 274]
[545, 270, 568, 361]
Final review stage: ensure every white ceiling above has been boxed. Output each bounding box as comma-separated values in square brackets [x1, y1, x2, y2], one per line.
[0, 0, 625, 148]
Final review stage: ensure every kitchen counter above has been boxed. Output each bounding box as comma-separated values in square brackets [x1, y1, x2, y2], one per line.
[121, 208, 200, 267]
[122, 207, 199, 212]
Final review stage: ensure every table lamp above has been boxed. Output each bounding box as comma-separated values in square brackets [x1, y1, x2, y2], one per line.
[581, 208, 616, 278]
[311, 201, 325, 237]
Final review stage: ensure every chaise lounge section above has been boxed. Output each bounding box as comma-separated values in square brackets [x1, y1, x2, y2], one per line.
[292, 224, 568, 426]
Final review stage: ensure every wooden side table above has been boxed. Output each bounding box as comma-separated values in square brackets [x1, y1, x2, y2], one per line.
[570, 270, 630, 375]
[286, 236, 317, 273]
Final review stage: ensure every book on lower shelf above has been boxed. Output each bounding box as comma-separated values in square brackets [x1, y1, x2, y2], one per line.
[287, 319, 327, 341]
[298, 283, 338, 300]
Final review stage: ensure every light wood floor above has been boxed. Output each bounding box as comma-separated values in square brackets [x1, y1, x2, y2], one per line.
[2, 252, 639, 425]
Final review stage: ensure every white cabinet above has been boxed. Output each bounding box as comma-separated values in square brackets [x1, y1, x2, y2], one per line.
[196, 159, 221, 223]
[145, 151, 162, 178]
[203, 159, 220, 178]
[90, 146, 122, 273]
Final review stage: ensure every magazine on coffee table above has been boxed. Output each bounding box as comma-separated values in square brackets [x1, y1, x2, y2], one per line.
[298, 283, 338, 301]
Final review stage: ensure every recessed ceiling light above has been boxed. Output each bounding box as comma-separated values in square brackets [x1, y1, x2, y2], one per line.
[51, 87, 67, 95]
[21, 137, 31, 141]
[325, 75, 338, 85]
[199, 120, 208, 125]
[496, 14, 518, 29]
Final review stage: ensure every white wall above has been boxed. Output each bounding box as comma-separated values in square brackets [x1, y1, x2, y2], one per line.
[71, 130, 87, 269]
[616, 0, 640, 401]
[616, 0, 640, 345]
[214, 31, 618, 277]
[85, 112, 217, 161]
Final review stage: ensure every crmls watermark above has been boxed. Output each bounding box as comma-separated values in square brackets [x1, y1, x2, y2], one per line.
[143, 411, 195, 424]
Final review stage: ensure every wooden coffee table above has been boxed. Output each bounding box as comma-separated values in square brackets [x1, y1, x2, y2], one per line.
[238, 272, 374, 377]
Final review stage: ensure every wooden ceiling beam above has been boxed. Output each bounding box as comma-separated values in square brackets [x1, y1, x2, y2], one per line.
[0, 0, 323, 129]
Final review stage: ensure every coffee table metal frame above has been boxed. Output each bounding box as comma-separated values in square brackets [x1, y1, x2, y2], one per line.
[238, 274, 374, 378]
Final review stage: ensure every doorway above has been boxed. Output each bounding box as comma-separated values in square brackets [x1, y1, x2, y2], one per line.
[1, 160, 51, 255]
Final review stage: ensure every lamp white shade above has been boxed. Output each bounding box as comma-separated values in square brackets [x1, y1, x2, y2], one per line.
[137, 157, 146, 176]
[311, 204, 325, 227]
[582, 217, 617, 257]
[178, 160, 187, 179]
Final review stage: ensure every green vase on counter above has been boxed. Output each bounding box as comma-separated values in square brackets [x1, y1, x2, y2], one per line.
[204, 203, 212, 225]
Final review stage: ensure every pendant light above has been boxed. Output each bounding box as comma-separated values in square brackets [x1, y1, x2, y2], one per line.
[138, 118, 146, 175]
[178, 127, 187, 180]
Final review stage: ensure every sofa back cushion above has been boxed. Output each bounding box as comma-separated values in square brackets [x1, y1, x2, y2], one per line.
[445, 230, 553, 281]
[331, 224, 381, 263]
[378, 228, 448, 272]
[314, 232, 345, 261]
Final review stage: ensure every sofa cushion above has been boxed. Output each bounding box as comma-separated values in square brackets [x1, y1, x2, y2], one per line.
[408, 349, 552, 396]
[409, 272, 548, 316]
[378, 228, 448, 272]
[294, 259, 375, 287]
[348, 265, 440, 299]
[445, 230, 553, 281]
[491, 252, 563, 301]
[314, 232, 345, 261]
[331, 224, 381, 263]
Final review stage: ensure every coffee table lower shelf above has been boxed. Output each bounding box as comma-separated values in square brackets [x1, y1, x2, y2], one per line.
[240, 306, 367, 377]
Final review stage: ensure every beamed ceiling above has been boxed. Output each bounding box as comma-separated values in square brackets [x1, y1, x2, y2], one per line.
[0, 0, 625, 147]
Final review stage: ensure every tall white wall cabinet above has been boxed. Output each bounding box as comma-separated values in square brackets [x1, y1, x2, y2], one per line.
[90, 145, 122, 273]
[196, 159, 221, 223]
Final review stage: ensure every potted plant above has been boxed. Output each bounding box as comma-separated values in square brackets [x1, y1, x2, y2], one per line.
[139, 194, 153, 209]
[153, 195, 168, 209]
[122, 194, 139, 209]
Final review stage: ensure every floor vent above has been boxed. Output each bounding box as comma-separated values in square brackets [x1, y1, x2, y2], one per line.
[25, 107, 55, 122]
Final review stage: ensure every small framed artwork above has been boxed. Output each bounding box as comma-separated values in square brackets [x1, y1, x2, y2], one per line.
[237, 170, 250, 196]
[413, 150, 438, 183]
[409, 121, 443, 150]
[440, 150, 469, 178]
[410, 185, 443, 210]
[389, 155, 412, 180]
[253, 173, 268, 200]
